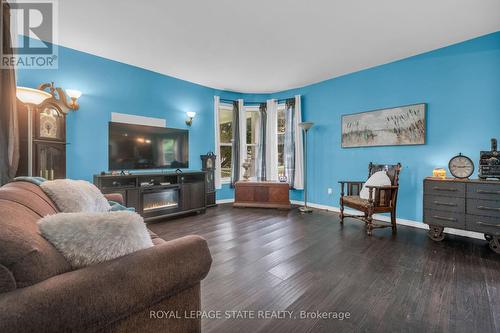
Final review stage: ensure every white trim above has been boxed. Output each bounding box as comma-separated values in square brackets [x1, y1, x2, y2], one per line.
[216, 198, 235, 204]
[111, 112, 166, 127]
[219, 103, 233, 110]
[245, 105, 260, 112]
[290, 200, 484, 240]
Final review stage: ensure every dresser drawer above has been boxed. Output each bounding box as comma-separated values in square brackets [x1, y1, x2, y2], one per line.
[423, 209, 465, 229]
[424, 195, 465, 213]
[468, 199, 500, 218]
[467, 183, 500, 200]
[424, 180, 465, 197]
[466, 214, 500, 235]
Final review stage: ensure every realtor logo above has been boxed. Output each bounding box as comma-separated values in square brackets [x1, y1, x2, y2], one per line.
[1, 0, 58, 69]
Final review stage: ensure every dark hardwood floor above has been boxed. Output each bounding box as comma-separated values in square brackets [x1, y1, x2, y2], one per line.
[149, 204, 500, 333]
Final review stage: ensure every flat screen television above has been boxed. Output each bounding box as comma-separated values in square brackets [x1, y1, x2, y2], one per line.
[108, 122, 189, 170]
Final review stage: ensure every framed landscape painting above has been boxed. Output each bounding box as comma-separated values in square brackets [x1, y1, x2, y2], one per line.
[341, 103, 426, 148]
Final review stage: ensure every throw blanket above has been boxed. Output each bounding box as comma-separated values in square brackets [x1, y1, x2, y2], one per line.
[40, 179, 111, 213]
[13, 176, 46, 186]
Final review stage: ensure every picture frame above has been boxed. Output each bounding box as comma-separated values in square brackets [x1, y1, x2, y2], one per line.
[341, 103, 426, 148]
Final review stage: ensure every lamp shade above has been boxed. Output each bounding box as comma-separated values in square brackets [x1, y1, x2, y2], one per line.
[16, 87, 52, 106]
[186, 111, 196, 118]
[66, 89, 82, 99]
[299, 121, 314, 131]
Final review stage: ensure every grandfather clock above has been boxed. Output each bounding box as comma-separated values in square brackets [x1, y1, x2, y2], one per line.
[201, 153, 217, 207]
[17, 101, 67, 180]
[16, 82, 81, 180]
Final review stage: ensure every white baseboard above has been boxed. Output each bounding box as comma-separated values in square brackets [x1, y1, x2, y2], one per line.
[216, 198, 235, 204]
[290, 200, 484, 240]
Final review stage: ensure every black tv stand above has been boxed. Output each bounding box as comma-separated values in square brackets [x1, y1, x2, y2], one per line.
[93, 171, 207, 222]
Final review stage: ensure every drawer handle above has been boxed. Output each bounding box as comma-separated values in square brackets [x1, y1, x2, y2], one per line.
[477, 206, 500, 212]
[432, 215, 457, 222]
[477, 189, 500, 195]
[433, 201, 457, 207]
[476, 221, 500, 228]
[432, 187, 458, 192]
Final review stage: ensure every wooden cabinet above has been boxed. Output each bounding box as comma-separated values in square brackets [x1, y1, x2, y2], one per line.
[181, 182, 206, 211]
[94, 171, 207, 222]
[424, 177, 500, 253]
[234, 181, 291, 209]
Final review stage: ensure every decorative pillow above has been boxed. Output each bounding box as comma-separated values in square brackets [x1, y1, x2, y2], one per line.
[41, 179, 111, 213]
[359, 171, 391, 200]
[38, 211, 153, 269]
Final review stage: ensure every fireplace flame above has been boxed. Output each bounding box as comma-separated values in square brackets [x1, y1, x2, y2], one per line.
[144, 200, 178, 211]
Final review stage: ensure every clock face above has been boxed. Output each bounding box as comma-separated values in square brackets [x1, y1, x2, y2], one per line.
[449, 154, 474, 179]
[39, 108, 61, 139]
[40, 113, 57, 138]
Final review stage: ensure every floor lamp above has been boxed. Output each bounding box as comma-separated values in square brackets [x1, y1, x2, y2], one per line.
[298, 121, 314, 213]
[16, 87, 52, 176]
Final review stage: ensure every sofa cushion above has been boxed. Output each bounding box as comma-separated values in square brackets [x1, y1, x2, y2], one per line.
[40, 179, 111, 213]
[0, 199, 71, 289]
[38, 211, 154, 269]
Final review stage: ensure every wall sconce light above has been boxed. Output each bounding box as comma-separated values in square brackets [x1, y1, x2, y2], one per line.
[65, 89, 82, 110]
[37, 82, 82, 113]
[186, 111, 196, 126]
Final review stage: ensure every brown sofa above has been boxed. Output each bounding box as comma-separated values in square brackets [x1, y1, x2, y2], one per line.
[0, 181, 212, 333]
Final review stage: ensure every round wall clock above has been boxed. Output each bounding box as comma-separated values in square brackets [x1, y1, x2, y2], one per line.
[448, 153, 474, 179]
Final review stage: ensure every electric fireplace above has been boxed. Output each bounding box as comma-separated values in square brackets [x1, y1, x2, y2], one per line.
[141, 186, 180, 217]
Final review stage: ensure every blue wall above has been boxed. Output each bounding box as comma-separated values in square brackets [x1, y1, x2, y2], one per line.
[272, 31, 500, 222]
[17, 45, 219, 181]
[16, 31, 500, 220]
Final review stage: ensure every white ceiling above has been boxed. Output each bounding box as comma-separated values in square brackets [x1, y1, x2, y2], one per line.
[57, 0, 500, 93]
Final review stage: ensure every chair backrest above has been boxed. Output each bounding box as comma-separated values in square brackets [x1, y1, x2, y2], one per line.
[368, 163, 402, 186]
[367, 163, 402, 208]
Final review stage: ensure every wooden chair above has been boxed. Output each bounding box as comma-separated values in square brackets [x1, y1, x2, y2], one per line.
[339, 163, 402, 235]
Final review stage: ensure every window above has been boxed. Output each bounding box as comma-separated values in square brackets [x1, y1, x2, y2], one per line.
[218, 101, 286, 182]
[277, 103, 286, 177]
[245, 106, 261, 179]
[218, 103, 233, 182]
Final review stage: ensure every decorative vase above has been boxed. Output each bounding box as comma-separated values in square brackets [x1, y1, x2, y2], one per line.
[242, 158, 251, 181]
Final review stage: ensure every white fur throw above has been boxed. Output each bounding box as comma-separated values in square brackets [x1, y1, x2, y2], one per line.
[38, 211, 153, 268]
[41, 179, 111, 213]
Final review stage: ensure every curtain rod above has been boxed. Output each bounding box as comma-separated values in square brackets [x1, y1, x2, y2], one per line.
[220, 98, 293, 105]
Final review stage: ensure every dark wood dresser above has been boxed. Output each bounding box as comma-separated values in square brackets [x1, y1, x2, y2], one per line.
[423, 177, 500, 253]
[234, 181, 291, 209]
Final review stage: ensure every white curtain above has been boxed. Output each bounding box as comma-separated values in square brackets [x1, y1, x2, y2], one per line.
[265, 99, 278, 181]
[293, 95, 304, 189]
[238, 99, 247, 177]
[213, 96, 222, 189]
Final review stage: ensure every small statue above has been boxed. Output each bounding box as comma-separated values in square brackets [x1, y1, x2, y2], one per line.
[242, 158, 252, 181]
